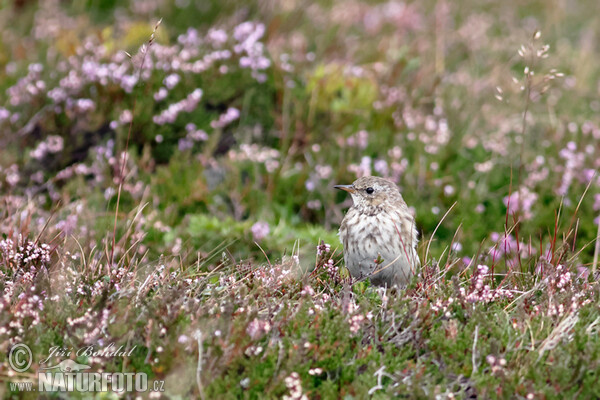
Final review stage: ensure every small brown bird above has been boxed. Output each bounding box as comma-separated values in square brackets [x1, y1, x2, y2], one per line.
[335, 176, 420, 287]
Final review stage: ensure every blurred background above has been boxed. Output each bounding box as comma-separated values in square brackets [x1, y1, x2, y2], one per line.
[1, 0, 599, 271]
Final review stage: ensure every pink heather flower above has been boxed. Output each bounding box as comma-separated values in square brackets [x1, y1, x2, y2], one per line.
[210, 107, 240, 129]
[188, 129, 208, 141]
[233, 22, 265, 44]
[316, 242, 331, 256]
[178, 138, 194, 151]
[207, 28, 228, 47]
[348, 156, 372, 177]
[54, 214, 78, 236]
[348, 314, 365, 333]
[30, 135, 64, 160]
[251, 221, 270, 241]
[451, 242, 462, 252]
[283, 372, 307, 400]
[246, 318, 271, 340]
[47, 87, 67, 103]
[315, 164, 332, 179]
[163, 73, 180, 90]
[503, 187, 538, 220]
[75, 98, 95, 112]
[0, 107, 10, 122]
[154, 87, 168, 101]
[120, 75, 138, 93]
[444, 185, 455, 196]
[374, 159, 388, 176]
[153, 89, 203, 125]
[46, 135, 64, 153]
[556, 142, 584, 196]
[346, 130, 369, 149]
[178, 335, 189, 344]
[119, 110, 132, 125]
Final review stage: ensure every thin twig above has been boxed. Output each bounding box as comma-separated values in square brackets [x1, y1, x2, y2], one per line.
[593, 215, 600, 275]
[110, 19, 162, 268]
[424, 201, 457, 264]
[472, 325, 479, 374]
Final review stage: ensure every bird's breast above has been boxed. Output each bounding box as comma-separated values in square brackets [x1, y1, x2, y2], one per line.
[341, 208, 410, 256]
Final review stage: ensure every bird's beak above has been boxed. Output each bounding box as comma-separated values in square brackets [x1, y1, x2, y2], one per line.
[334, 184, 355, 193]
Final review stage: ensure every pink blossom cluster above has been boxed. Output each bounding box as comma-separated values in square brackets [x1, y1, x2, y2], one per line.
[461, 264, 514, 304]
[523, 155, 550, 187]
[373, 159, 389, 176]
[556, 141, 585, 196]
[503, 186, 538, 220]
[178, 123, 209, 151]
[304, 164, 333, 193]
[66, 307, 111, 345]
[152, 88, 203, 125]
[53, 139, 118, 192]
[316, 242, 331, 257]
[1, 285, 44, 339]
[344, 300, 368, 334]
[486, 354, 507, 375]
[210, 107, 240, 129]
[0, 107, 11, 123]
[29, 135, 65, 160]
[345, 130, 369, 149]
[488, 232, 531, 264]
[7, 63, 45, 107]
[308, 292, 332, 315]
[373, 85, 407, 110]
[348, 313, 366, 333]
[552, 265, 572, 291]
[430, 296, 455, 318]
[252, 264, 292, 288]
[228, 144, 280, 173]
[532, 290, 592, 317]
[246, 318, 272, 340]
[282, 372, 308, 400]
[347, 156, 373, 178]
[387, 146, 409, 182]
[361, 1, 423, 34]
[419, 116, 450, 155]
[233, 22, 271, 82]
[5, 19, 272, 168]
[325, 259, 339, 282]
[0, 236, 51, 268]
[251, 221, 270, 241]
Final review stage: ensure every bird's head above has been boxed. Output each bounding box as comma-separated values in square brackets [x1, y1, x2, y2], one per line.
[334, 176, 403, 212]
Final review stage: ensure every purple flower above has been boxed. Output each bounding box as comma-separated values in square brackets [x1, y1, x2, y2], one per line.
[246, 318, 271, 340]
[210, 107, 240, 129]
[163, 73, 180, 90]
[251, 221, 270, 241]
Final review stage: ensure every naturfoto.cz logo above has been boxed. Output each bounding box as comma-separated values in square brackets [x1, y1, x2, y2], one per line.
[8, 343, 165, 394]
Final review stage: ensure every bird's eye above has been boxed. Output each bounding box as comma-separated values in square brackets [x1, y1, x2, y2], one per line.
[366, 187, 374, 194]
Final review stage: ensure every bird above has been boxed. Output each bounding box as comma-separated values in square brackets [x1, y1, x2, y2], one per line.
[335, 176, 420, 288]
